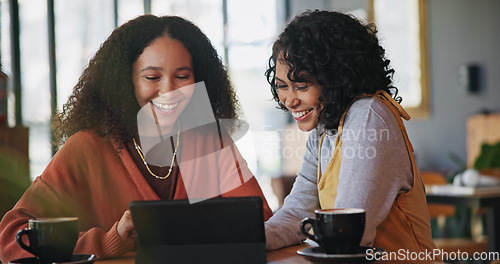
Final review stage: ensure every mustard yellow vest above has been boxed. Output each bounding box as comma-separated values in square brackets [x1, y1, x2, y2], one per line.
[317, 90, 437, 253]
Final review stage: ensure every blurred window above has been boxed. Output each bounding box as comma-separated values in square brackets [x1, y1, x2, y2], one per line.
[0, 0, 285, 209]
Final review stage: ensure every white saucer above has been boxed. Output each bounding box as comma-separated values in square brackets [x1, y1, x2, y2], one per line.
[297, 246, 385, 263]
[9, 254, 98, 264]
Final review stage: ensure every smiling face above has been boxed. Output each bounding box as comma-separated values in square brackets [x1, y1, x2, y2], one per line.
[133, 36, 195, 133]
[275, 58, 322, 132]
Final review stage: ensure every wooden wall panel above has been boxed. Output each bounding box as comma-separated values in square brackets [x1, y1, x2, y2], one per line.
[466, 114, 500, 167]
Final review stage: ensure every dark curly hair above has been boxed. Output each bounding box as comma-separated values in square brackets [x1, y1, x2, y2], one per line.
[54, 14, 239, 147]
[265, 10, 401, 130]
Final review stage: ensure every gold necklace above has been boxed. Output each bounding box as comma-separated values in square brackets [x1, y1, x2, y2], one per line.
[133, 129, 180, 180]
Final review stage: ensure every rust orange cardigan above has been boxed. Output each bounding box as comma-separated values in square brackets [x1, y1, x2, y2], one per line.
[0, 130, 272, 263]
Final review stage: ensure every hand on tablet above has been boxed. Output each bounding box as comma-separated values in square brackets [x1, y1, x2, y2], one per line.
[117, 210, 136, 250]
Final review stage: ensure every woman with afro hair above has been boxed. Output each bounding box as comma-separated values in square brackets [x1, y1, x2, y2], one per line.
[0, 14, 272, 262]
[264, 10, 436, 254]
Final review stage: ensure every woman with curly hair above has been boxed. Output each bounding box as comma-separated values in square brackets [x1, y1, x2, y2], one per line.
[264, 10, 436, 253]
[0, 14, 272, 262]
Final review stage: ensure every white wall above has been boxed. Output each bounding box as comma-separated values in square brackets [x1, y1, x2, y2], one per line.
[406, 0, 500, 172]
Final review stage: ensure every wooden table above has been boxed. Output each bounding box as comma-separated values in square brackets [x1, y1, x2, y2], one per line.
[426, 190, 500, 253]
[95, 241, 442, 264]
[95, 243, 312, 264]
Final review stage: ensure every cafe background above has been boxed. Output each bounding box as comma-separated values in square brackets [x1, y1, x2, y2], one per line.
[0, 0, 498, 241]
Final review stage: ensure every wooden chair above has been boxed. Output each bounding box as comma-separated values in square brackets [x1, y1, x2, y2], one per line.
[422, 171, 488, 256]
[422, 171, 456, 219]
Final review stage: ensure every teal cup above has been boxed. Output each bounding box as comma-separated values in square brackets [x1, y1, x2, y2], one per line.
[301, 208, 365, 254]
[16, 217, 79, 263]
